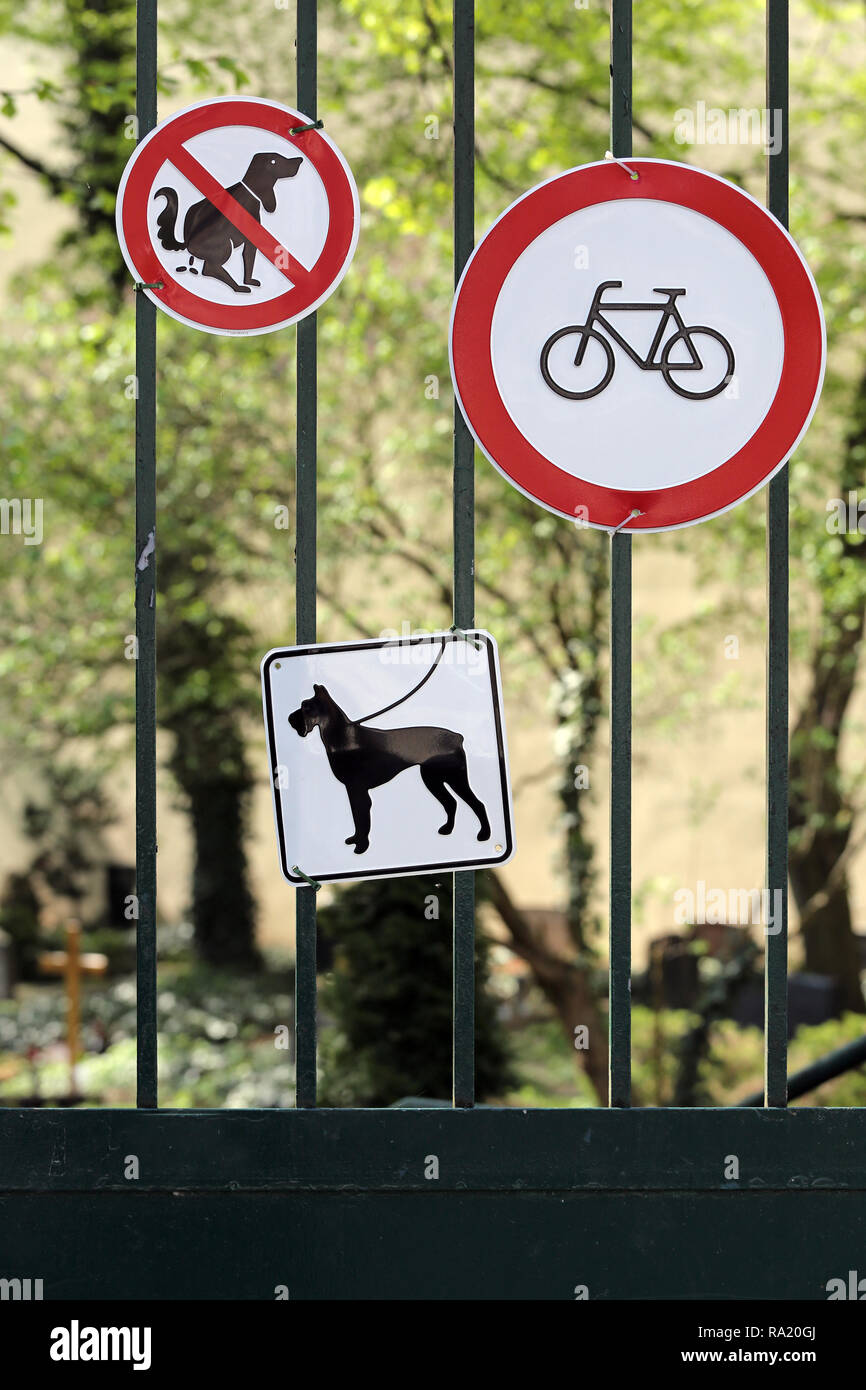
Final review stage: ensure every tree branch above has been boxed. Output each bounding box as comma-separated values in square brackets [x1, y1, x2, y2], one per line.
[0, 133, 75, 196]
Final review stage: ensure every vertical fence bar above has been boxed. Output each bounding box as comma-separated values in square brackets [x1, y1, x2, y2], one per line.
[608, 0, 633, 1109]
[294, 0, 318, 1108]
[135, 0, 159, 1110]
[764, 0, 789, 1108]
[452, 0, 476, 1108]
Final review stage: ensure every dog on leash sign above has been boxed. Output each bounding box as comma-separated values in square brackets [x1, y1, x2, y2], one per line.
[261, 631, 515, 885]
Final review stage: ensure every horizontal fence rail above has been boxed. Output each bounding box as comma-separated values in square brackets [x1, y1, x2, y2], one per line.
[3, 1107, 866, 1190]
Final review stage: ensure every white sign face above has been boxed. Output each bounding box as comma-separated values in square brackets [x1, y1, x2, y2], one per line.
[491, 200, 781, 492]
[261, 631, 515, 885]
[450, 159, 825, 531]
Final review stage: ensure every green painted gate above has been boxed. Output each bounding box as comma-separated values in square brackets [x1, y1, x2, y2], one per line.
[1, 0, 864, 1302]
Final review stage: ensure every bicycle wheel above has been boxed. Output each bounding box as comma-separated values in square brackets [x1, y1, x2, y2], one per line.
[540, 325, 615, 400]
[660, 327, 735, 401]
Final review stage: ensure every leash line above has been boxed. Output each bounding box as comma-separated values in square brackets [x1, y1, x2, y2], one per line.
[355, 628, 483, 724]
[356, 637, 448, 724]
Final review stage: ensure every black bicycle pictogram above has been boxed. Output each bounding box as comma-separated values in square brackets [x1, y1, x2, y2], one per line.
[539, 280, 735, 401]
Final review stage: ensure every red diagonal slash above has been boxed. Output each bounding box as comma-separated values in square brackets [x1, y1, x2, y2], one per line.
[166, 144, 312, 290]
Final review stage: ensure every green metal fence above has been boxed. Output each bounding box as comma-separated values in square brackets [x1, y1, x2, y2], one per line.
[270, 0, 788, 1114]
[129, 0, 796, 1116]
[134, 0, 158, 1112]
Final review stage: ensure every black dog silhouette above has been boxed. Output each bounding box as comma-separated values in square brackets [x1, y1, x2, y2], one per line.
[288, 684, 491, 855]
[154, 152, 302, 293]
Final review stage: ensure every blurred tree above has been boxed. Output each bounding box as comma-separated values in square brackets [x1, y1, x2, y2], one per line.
[0, 0, 260, 966]
[788, 368, 866, 1011]
[0, 761, 113, 977]
[0, 0, 865, 1043]
[0, 873, 42, 982]
[61, 0, 137, 285]
[0, 269, 296, 967]
[310, 0, 866, 1026]
[318, 873, 513, 1106]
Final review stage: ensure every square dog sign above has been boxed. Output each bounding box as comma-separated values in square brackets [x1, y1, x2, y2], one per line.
[261, 630, 515, 885]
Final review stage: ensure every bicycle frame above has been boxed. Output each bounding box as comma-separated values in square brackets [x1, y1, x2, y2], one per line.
[576, 280, 702, 371]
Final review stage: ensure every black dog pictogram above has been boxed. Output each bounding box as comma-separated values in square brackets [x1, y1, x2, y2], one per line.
[288, 684, 491, 855]
[154, 152, 302, 293]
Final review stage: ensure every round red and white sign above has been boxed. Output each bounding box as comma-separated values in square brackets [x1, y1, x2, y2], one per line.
[449, 159, 825, 531]
[116, 96, 359, 336]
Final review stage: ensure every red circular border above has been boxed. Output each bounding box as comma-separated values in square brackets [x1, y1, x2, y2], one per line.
[120, 99, 356, 331]
[450, 161, 824, 530]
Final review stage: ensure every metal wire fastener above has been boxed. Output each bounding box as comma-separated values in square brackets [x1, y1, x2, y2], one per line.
[133, 281, 165, 291]
[611, 508, 644, 534]
[604, 149, 640, 181]
[289, 119, 323, 135]
[449, 625, 485, 649]
[292, 865, 322, 891]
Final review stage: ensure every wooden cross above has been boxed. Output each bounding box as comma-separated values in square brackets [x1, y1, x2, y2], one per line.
[38, 921, 109, 1095]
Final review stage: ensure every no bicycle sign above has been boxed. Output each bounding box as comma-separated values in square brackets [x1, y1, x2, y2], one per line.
[116, 96, 359, 335]
[450, 158, 825, 531]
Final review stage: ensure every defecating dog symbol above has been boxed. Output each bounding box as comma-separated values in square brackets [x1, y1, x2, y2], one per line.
[288, 684, 491, 855]
[154, 152, 302, 294]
